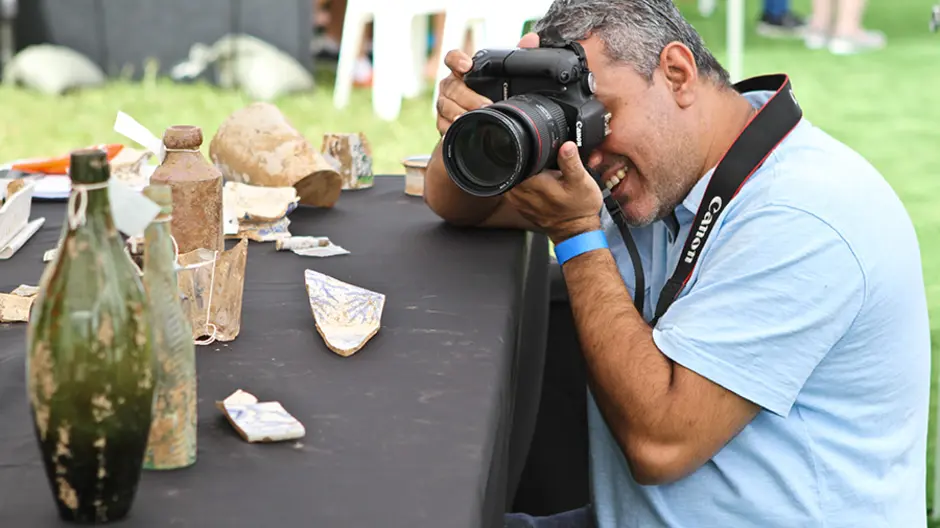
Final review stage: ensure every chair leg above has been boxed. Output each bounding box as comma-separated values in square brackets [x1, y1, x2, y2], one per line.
[371, 12, 406, 120]
[727, 0, 744, 81]
[333, 9, 368, 109]
[404, 13, 429, 99]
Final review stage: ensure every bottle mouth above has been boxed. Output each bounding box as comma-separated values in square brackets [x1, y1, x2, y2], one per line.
[163, 125, 204, 150]
[69, 149, 111, 184]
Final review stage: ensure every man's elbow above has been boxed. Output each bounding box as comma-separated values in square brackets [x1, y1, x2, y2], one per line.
[623, 437, 696, 486]
[423, 187, 480, 227]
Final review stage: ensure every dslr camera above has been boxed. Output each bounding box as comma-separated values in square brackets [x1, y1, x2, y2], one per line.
[441, 40, 611, 197]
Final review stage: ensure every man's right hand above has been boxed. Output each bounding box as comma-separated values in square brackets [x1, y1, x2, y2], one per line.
[435, 32, 541, 136]
[435, 50, 493, 136]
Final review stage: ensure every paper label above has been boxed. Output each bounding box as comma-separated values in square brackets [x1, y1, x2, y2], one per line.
[113, 111, 167, 163]
[108, 178, 160, 236]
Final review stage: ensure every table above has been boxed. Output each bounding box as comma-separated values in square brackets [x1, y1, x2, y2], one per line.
[0, 175, 551, 528]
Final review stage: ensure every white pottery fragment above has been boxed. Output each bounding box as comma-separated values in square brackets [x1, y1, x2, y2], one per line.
[304, 269, 385, 357]
[216, 390, 305, 443]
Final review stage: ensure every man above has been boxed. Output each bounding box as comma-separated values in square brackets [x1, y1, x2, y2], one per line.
[425, 0, 931, 527]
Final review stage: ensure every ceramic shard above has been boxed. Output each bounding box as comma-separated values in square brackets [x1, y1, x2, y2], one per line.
[223, 181, 299, 224]
[109, 147, 153, 189]
[0, 289, 34, 322]
[0, 179, 38, 257]
[320, 132, 374, 190]
[275, 236, 348, 257]
[176, 238, 248, 343]
[216, 390, 305, 443]
[402, 155, 429, 197]
[304, 269, 384, 357]
[11, 284, 39, 297]
[226, 216, 292, 242]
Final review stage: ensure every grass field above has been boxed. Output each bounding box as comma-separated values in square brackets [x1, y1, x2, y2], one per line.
[2, 0, 939, 519]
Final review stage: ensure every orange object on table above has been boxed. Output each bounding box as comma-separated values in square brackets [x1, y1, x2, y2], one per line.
[11, 144, 125, 175]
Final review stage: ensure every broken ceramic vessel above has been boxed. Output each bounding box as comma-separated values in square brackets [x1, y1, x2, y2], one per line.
[223, 181, 298, 224]
[176, 239, 248, 344]
[304, 269, 385, 357]
[222, 182, 298, 241]
[321, 132, 374, 190]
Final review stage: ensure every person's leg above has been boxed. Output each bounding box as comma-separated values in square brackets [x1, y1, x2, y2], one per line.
[504, 506, 594, 528]
[764, 0, 788, 17]
[757, 0, 807, 38]
[828, 0, 885, 54]
[353, 22, 373, 86]
[804, 0, 833, 49]
[326, 0, 345, 43]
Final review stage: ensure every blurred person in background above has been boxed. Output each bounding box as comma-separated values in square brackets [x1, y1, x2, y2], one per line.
[804, 0, 885, 53]
[312, 0, 464, 88]
[757, 0, 808, 37]
[313, 0, 374, 86]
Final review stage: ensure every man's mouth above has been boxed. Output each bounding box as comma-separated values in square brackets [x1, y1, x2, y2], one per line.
[601, 160, 633, 193]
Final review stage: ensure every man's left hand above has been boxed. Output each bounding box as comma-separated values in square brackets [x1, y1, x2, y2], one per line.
[504, 141, 603, 243]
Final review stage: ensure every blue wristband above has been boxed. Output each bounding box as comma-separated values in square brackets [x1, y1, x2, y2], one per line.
[554, 230, 608, 265]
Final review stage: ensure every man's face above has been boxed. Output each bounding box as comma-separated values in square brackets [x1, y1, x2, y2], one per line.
[578, 36, 700, 227]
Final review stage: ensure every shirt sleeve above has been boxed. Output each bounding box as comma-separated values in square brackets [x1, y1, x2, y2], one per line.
[652, 204, 866, 417]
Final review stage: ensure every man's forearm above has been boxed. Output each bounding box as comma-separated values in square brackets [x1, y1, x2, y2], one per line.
[562, 248, 680, 455]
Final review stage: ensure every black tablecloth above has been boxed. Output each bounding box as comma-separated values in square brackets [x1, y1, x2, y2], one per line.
[0, 175, 550, 528]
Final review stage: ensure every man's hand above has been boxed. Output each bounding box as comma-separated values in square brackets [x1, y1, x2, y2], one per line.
[435, 32, 540, 136]
[504, 141, 603, 243]
[435, 51, 492, 136]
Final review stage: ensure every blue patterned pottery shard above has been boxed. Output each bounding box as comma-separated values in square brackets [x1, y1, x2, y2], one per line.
[216, 390, 305, 443]
[304, 269, 385, 357]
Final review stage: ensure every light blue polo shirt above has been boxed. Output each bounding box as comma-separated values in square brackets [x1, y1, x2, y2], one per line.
[590, 90, 931, 527]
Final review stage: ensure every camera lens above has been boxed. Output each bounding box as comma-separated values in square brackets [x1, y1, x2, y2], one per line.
[453, 117, 523, 189]
[442, 94, 569, 197]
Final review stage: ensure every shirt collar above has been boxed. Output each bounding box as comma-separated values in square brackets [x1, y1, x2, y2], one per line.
[674, 90, 780, 219]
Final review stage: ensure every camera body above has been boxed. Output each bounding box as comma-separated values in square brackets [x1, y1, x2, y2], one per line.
[441, 40, 611, 197]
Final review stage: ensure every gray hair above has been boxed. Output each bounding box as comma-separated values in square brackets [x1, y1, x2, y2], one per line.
[532, 0, 731, 86]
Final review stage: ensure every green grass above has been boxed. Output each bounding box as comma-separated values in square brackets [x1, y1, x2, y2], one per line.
[2, 0, 939, 519]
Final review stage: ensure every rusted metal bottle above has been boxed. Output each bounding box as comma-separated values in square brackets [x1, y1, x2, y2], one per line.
[141, 185, 197, 470]
[26, 148, 155, 523]
[150, 125, 223, 254]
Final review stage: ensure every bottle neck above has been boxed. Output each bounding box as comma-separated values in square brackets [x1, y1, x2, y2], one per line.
[143, 214, 177, 274]
[67, 183, 115, 234]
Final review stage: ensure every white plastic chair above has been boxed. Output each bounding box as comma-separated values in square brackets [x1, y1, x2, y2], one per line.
[698, 0, 744, 82]
[333, 0, 452, 121]
[430, 0, 555, 116]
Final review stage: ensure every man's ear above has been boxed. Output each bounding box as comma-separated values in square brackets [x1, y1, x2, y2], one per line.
[658, 42, 698, 109]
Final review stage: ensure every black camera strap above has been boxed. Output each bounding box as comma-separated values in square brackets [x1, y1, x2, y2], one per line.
[598, 74, 802, 327]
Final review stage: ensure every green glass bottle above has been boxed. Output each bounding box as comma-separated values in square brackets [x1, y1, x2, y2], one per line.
[26, 149, 155, 524]
[141, 185, 197, 470]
